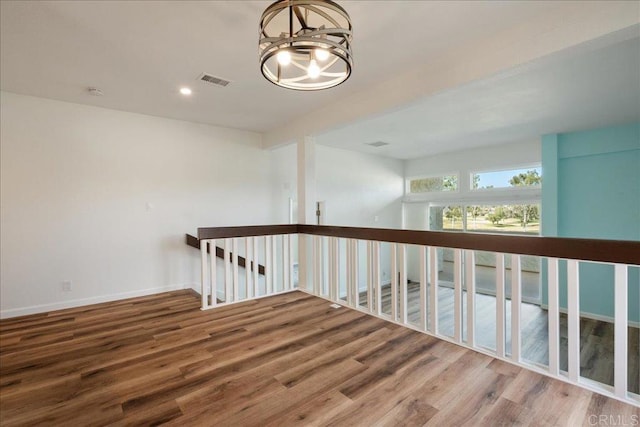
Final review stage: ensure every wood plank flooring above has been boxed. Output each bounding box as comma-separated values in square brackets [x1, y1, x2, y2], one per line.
[1, 290, 638, 426]
[359, 281, 640, 394]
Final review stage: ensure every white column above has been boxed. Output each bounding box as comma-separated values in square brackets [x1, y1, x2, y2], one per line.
[297, 136, 316, 291]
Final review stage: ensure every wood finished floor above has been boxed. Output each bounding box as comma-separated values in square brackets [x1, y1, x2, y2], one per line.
[365, 282, 640, 394]
[1, 290, 638, 426]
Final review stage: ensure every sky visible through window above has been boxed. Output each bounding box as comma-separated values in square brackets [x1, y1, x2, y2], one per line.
[475, 167, 542, 189]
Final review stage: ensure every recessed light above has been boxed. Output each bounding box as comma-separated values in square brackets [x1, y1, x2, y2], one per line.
[179, 87, 192, 96]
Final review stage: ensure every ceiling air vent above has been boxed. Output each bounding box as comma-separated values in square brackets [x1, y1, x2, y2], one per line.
[198, 73, 231, 87]
[365, 141, 389, 148]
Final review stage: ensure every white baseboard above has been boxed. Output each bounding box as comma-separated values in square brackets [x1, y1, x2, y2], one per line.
[0, 284, 192, 319]
[540, 304, 640, 328]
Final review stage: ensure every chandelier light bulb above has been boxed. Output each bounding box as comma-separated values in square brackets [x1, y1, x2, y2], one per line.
[315, 48, 330, 61]
[277, 50, 291, 66]
[259, 0, 353, 90]
[307, 59, 321, 78]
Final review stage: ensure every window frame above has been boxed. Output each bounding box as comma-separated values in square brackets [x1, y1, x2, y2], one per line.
[405, 172, 460, 195]
[469, 163, 542, 192]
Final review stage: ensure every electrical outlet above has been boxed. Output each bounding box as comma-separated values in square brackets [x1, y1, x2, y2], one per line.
[62, 281, 72, 292]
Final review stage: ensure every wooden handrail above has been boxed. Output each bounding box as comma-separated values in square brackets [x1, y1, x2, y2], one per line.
[298, 225, 640, 265]
[186, 234, 265, 275]
[196, 225, 640, 266]
[198, 224, 298, 240]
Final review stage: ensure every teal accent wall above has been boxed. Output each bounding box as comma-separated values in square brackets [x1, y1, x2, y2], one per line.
[541, 122, 640, 323]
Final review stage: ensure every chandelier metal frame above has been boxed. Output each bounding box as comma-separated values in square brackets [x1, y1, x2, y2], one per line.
[259, 0, 353, 91]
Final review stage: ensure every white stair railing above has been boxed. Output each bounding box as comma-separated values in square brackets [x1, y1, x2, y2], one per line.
[198, 227, 299, 309]
[195, 225, 639, 407]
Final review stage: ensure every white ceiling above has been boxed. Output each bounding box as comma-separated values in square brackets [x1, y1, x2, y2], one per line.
[1, 1, 563, 134]
[1, 1, 638, 159]
[315, 35, 640, 159]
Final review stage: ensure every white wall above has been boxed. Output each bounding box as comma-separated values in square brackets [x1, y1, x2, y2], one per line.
[0, 92, 281, 317]
[269, 143, 298, 224]
[316, 145, 404, 228]
[315, 145, 404, 291]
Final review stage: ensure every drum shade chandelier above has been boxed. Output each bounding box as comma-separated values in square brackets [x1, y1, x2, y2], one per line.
[259, 0, 353, 91]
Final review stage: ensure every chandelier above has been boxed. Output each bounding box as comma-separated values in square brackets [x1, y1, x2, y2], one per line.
[259, 0, 353, 91]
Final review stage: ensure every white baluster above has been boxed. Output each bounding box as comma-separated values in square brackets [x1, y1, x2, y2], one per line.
[614, 264, 628, 398]
[429, 246, 438, 334]
[368, 241, 374, 312]
[391, 243, 398, 321]
[511, 254, 522, 362]
[548, 257, 560, 375]
[567, 259, 580, 382]
[399, 244, 407, 324]
[224, 238, 232, 303]
[265, 236, 272, 295]
[329, 237, 337, 301]
[200, 239, 208, 309]
[496, 253, 506, 358]
[272, 234, 278, 293]
[419, 246, 427, 332]
[288, 234, 294, 290]
[466, 250, 476, 347]
[311, 235, 316, 295]
[253, 236, 259, 296]
[283, 235, 289, 291]
[374, 241, 382, 316]
[210, 239, 217, 306]
[453, 249, 462, 342]
[351, 240, 360, 307]
[345, 239, 352, 305]
[232, 238, 240, 301]
[320, 236, 326, 296]
[246, 237, 253, 299]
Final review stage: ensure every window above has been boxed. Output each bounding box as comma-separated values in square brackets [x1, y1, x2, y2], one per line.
[408, 174, 457, 193]
[472, 167, 541, 190]
[431, 204, 540, 235]
[466, 204, 540, 234]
